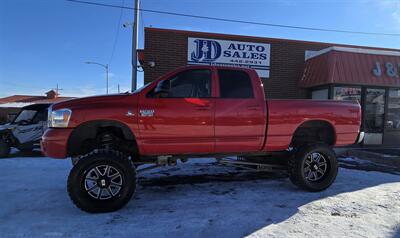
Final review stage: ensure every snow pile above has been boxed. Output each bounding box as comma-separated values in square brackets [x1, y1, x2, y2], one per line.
[0, 157, 399, 238]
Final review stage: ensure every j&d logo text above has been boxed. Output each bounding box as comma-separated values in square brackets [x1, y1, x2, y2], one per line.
[187, 37, 271, 78]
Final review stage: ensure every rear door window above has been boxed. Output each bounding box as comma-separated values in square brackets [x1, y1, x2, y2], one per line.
[218, 70, 254, 98]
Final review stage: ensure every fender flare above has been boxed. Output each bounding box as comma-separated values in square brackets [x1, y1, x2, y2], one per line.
[67, 120, 136, 156]
[290, 119, 336, 146]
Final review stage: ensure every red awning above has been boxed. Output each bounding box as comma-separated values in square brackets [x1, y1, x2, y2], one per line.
[299, 47, 400, 88]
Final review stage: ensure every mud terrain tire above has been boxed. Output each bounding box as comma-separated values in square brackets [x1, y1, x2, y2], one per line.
[67, 149, 136, 213]
[289, 144, 338, 192]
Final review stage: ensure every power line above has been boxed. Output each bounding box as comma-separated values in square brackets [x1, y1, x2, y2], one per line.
[108, 0, 125, 64]
[66, 0, 400, 37]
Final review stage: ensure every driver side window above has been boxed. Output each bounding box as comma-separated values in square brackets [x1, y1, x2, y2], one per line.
[149, 69, 212, 98]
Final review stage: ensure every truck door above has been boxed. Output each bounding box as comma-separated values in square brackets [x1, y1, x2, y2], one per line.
[138, 68, 215, 155]
[215, 69, 266, 153]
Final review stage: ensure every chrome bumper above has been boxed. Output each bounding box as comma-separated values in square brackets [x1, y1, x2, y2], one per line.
[356, 131, 365, 144]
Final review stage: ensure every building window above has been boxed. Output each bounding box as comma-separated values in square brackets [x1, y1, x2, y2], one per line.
[333, 87, 361, 102]
[364, 88, 386, 133]
[311, 88, 328, 100]
[387, 89, 400, 130]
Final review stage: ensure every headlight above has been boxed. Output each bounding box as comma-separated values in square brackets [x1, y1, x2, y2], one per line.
[48, 108, 72, 128]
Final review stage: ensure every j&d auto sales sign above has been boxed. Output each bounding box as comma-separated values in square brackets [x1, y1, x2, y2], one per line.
[187, 37, 271, 78]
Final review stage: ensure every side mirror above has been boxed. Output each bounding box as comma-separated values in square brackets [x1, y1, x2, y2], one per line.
[154, 80, 170, 97]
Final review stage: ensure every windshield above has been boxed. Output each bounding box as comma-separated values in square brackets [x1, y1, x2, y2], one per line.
[13, 110, 37, 124]
[133, 82, 152, 93]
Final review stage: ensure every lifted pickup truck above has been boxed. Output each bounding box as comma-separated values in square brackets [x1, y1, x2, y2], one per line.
[41, 66, 362, 213]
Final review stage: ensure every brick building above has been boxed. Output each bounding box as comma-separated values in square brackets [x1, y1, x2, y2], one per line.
[139, 27, 400, 147]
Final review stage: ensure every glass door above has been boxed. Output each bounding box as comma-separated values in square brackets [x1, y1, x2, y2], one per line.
[384, 88, 400, 146]
[363, 88, 386, 145]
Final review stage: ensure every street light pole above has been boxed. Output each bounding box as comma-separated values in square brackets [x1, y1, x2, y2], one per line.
[106, 64, 109, 94]
[85, 61, 109, 94]
[131, 0, 140, 91]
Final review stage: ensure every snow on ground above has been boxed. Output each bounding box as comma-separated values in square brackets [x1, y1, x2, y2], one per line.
[0, 156, 399, 238]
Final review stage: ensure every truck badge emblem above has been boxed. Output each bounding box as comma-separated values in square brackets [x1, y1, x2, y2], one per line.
[139, 109, 155, 117]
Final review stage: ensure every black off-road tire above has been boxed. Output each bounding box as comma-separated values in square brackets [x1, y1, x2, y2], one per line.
[71, 156, 80, 166]
[289, 144, 338, 192]
[0, 138, 10, 158]
[67, 149, 137, 213]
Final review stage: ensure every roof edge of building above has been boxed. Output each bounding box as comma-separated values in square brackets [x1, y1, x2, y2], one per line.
[144, 27, 400, 52]
[307, 46, 400, 60]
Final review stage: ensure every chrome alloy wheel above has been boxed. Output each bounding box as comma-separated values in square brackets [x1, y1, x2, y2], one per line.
[303, 152, 328, 182]
[84, 165, 123, 200]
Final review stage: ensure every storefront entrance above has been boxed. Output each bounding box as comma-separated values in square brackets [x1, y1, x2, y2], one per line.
[384, 88, 400, 146]
[363, 88, 385, 145]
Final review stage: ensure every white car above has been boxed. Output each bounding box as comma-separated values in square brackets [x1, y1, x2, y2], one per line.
[0, 104, 50, 158]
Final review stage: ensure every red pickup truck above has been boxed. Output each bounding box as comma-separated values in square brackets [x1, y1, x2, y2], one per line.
[41, 65, 363, 213]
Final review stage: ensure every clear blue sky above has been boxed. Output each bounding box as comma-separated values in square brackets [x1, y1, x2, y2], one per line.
[1, 0, 399, 98]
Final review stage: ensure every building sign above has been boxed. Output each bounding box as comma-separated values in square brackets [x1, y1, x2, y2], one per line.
[187, 37, 271, 78]
[372, 61, 400, 78]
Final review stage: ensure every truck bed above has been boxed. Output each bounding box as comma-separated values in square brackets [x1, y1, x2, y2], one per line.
[264, 99, 361, 151]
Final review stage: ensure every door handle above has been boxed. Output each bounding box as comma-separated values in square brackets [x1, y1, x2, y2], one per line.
[126, 110, 135, 117]
[247, 105, 261, 111]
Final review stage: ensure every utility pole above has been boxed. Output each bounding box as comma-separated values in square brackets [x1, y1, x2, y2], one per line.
[55, 84, 62, 94]
[131, 0, 140, 91]
[118, 84, 120, 94]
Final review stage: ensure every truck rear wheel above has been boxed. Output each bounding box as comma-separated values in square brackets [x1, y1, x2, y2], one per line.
[67, 149, 137, 213]
[289, 144, 338, 192]
[0, 138, 10, 158]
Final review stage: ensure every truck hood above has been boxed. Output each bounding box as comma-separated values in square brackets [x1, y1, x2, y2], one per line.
[0, 123, 15, 131]
[52, 93, 138, 110]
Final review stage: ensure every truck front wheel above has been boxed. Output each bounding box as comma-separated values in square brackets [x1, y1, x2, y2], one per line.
[289, 144, 338, 192]
[67, 149, 137, 213]
[0, 138, 10, 158]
